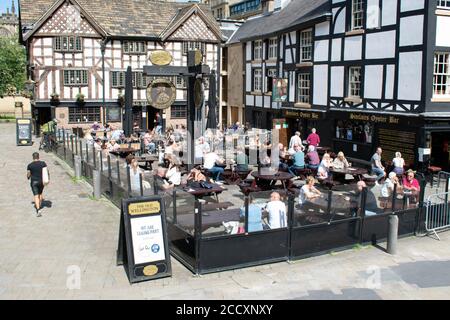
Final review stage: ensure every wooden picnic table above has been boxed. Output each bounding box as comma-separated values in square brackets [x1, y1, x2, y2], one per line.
[135, 155, 158, 170]
[109, 148, 139, 157]
[183, 183, 227, 201]
[175, 208, 241, 231]
[329, 167, 368, 181]
[251, 171, 293, 191]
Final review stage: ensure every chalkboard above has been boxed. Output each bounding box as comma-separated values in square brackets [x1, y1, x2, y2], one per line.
[16, 119, 32, 146]
[107, 107, 121, 122]
[116, 196, 172, 284]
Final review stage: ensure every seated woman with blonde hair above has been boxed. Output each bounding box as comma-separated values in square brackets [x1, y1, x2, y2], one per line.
[333, 151, 350, 170]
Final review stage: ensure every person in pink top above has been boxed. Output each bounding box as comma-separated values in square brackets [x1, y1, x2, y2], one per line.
[402, 170, 420, 192]
[306, 128, 321, 147]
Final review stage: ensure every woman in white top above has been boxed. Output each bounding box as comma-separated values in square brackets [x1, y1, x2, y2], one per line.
[299, 176, 322, 205]
[392, 152, 405, 175]
[129, 158, 142, 192]
[165, 155, 181, 186]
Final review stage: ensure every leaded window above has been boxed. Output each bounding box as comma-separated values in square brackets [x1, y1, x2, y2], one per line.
[349, 66, 362, 97]
[299, 29, 312, 62]
[297, 73, 310, 103]
[54, 36, 82, 52]
[433, 53, 450, 97]
[351, 0, 364, 30]
[63, 69, 88, 86]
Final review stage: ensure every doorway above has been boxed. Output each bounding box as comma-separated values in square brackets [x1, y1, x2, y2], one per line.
[38, 107, 52, 126]
[431, 132, 450, 171]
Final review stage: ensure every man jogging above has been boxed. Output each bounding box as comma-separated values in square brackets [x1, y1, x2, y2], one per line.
[26, 152, 48, 217]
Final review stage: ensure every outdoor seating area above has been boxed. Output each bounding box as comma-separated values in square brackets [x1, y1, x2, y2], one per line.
[51, 126, 442, 275]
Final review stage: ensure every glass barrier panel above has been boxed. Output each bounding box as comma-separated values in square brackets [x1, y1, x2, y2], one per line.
[172, 190, 197, 236]
[248, 190, 289, 231]
[364, 184, 388, 216]
[293, 183, 330, 227]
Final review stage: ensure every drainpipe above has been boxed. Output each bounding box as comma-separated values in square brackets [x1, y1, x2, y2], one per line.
[101, 39, 107, 125]
[217, 41, 222, 129]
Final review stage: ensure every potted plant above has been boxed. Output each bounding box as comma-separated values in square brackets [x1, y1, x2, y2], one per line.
[50, 92, 60, 106]
[76, 93, 85, 105]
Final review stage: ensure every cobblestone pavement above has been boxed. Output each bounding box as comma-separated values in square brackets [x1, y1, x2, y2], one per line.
[0, 123, 449, 300]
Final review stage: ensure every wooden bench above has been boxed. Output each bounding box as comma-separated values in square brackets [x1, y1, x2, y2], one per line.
[347, 157, 371, 170]
[202, 201, 234, 211]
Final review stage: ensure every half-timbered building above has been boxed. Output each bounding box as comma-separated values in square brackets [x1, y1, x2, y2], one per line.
[229, 0, 450, 171]
[19, 0, 223, 132]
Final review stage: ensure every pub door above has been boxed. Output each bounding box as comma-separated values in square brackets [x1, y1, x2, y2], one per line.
[38, 107, 52, 126]
[147, 106, 157, 131]
[431, 132, 450, 171]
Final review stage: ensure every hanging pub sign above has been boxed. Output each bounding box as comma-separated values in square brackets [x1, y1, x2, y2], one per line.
[117, 196, 172, 284]
[16, 118, 32, 146]
[146, 78, 176, 110]
[194, 78, 204, 108]
[149, 50, 173, 66]
[272, 78, 288, 102]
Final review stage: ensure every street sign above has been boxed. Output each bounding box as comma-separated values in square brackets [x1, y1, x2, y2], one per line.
[146, 78, 177, 110]
[16, 118, 32, 146]
[116, 196, 172, 284]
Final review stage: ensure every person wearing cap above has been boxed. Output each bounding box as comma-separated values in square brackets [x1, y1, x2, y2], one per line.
[381, 171, 402, 198]
[107, 139, 120, 152]
[403, 169, 420, 193]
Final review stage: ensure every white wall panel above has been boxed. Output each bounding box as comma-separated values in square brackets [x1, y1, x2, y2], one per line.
[365, 31, 396, 59]
[382, 0, 397, 26]
[333, 7, 346, 34]
[246, 95, 253, 106]
[313, 65, 328, 106]
[385, 64, 395, 99]
[436, 16, 450, 47]
[400, 0, 424, 12]
[255, 95, 263, 107]
[399, 15, 424, 46]
[315, 22, 330, 36]
[364, 65, 383, 99]
[246, 42, 252, 61]
[367, 0, 381, 29]
[344, 36, 362, 61]
[397, 52, 422, 101]
[331, 38, 342, 61]
[246, 64, 251, 91]
[314, 40, 329, 62]
[330, 66, 344, 97]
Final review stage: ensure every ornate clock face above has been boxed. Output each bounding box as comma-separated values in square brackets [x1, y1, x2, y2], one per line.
[194, 79, 204, 108]
[146, 78, 176, 110]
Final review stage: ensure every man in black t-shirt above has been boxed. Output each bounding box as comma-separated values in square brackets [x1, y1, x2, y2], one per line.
[27, 152, 48, 217]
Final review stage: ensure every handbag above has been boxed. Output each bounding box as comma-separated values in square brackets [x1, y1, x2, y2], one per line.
[200, 181, 213, 189]
[42, 167, 50, 185]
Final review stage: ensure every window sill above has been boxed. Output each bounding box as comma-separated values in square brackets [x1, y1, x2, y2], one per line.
[345, 29, 365, 36]
[251, 60, 263, 64]
[251, 91, 263, 96]
[431, 97, 450, 102]
[264, 92, 272, 96]
[436, 9, 450, 16]
[266, 58, 278, 63]
[294, 102, 311, 108]
[296, 62, 313, 68]
[344, 97, 363, 104]
[63, 85, 89, 87]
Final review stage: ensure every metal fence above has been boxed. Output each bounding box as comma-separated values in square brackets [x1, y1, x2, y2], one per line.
[425, 192, 450, 240]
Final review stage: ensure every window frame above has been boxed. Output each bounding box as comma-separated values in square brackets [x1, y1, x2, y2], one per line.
[253, 68, 262, 92]
[348, 66, 362, 98]
[297, 73, 311, 104]
[268, 38, 278, 59]
[182, 41, 206, 56]
[63, 69, 89, 87]
[437, 0, 450, 9]
[299, 29, 313, 62]
[54, 36, 83, 53]
[123, 41, 146, 55]
[170, 105, 187, 119]
[68, 107, 101, 124]
[253, 40, 263, 60]
[351, 0, 364, 30]
[433, 52, 450, 98]
[111, 71, 146, 89]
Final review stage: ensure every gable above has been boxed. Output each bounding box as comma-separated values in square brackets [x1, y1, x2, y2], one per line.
[35, 2, 100, 37]
[167, 13, 220, 42]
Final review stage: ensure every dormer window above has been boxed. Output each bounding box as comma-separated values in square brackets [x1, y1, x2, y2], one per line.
[54, 36, 82, 52]
[123, 41, 146, 55]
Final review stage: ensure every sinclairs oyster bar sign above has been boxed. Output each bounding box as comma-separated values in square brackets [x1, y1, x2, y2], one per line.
[349, 113, 400, 124]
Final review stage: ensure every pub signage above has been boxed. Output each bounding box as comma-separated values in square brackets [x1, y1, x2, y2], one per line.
[349, 113, 400, 124]
[117, 196, 172, 284]
[284, 110, 322, 119]
[16, 118, 33, 146]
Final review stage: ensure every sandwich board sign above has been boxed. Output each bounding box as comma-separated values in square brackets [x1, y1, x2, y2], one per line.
[117, 195, 172, 283]
[16, 118, 33, 146]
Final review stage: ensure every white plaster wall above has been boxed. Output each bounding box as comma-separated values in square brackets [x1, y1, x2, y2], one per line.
[344, 36, 362, 61]
[330, 66, 344, 97]
[313, 64, 328, 106]
[397, 52, 422, 101]
[399, 15, 424, 46]
[364, 65, 383, 99]
[365, 31, 396, 59]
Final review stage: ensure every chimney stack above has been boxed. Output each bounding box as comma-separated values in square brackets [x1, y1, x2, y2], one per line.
[262, 0, 274, 14]
[12, 0, 16, 15]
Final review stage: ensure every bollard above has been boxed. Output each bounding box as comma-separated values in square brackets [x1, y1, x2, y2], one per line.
[93, 169, 101, 199]
[74, 155, 82, 179]
[387, 214, 399, 255]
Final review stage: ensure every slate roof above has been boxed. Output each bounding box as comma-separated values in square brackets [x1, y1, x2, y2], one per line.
[20, 0, 219, 38]
[228, 0, 330, 44]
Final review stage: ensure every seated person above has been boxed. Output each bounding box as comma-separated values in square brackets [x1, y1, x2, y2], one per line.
[298, 176, 321, 205]
[165, 155, 181, 186]
[288, 145, 305, 176]
[333, 151, 350, 169]
[278, 143, 289, 171]
[203, 147, 225, 183]
[264, 192, 288, 229]
[143, 129, 156, 154]
[305, 145, 320, 170]
[239, 198, 263, 232]
[351, 181, 380, 216]
[93, 138, 103, 151]
[317, 153, 333, 181]
[129, 158, 143, 192]
[154, 167, 174, 191]
[381, 171, 402, 199]
[107, 139, 120, 152]
[402, 169, 420, 203]
[287, 143, 301, 156]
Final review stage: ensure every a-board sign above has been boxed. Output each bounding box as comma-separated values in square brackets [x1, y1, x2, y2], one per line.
[116, 196, 172, 283]
[16, 118, 32, 146]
